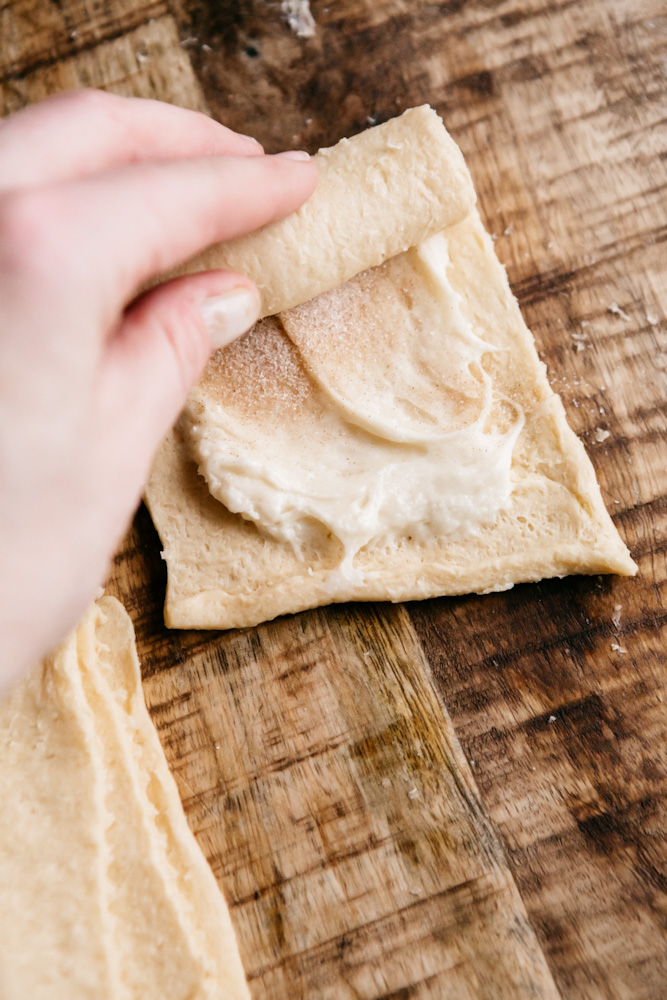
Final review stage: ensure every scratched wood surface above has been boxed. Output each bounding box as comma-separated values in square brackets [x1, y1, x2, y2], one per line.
[1, 2, 665, 998]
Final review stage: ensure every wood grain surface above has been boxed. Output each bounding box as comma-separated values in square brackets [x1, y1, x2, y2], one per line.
[1, 1, 665, 998]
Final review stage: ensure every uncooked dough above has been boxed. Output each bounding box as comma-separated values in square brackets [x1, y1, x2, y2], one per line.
[171, 105, 476, 318]
[0, 596, 250, 1000]
[145, 108, 636, 630]
[184, 230, 524, 587]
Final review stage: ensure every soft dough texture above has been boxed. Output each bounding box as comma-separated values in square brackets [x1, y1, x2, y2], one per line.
[0, 596, 250, 1000]
[145, 109, 635, 630]
[171, 105, 476, 318]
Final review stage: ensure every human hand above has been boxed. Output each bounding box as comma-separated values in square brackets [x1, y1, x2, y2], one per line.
[0, 89, 317, 690]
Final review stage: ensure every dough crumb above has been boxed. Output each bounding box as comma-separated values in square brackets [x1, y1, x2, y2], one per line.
[608, 302, 631, 322]
[594, 427, 610, 443]
[281, 0, 316, 37]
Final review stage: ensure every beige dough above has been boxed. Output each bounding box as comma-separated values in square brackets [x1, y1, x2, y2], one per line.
[172, 105, 476, 318]
[145, 110, 635, 631]
[0, 596, 249, 1000]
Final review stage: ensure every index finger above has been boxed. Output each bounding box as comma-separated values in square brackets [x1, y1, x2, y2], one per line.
[0, 90, 263, 191]
[18, 151, 317, 318]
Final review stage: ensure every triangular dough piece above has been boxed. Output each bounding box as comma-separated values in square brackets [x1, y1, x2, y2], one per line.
[145, 112, 635, 631]
[0, 597, 250, 1000]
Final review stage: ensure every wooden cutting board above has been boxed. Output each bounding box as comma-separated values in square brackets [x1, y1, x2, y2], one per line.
[1, 2, 665, 997]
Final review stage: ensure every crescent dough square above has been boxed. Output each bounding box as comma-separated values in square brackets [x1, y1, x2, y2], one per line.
[0, 597, 250, 999]
[146, 196, 635, 629]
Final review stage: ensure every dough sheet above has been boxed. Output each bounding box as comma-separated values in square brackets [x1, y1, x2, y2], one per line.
[145, 107, 635, 630]
[0, 596, 250, 1000]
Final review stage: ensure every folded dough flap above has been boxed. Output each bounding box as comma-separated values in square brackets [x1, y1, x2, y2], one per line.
[177, 105, 476, 318]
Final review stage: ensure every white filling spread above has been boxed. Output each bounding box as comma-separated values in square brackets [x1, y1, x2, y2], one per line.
[185, 232, 524, 586]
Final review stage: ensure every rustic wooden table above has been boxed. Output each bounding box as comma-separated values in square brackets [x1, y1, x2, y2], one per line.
[1, 2, 665, 998]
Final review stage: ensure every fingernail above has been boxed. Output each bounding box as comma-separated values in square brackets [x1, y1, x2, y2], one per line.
[275, 149, 310, 161]
[201, 287, 260, 350]
[239, 134, 262, 147]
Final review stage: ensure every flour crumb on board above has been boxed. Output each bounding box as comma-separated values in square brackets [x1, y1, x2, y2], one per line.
[548, 715, 557, 723]
[408, 787, 419, 800]
[282, 0, 316, 37]
[609, 302, 631, 322]
[646, 312, 658, 326]
[611, 642, 627, 654]
[594, 427, 611, 443]
[612, 604, 622, 629]
[571, 330, 589, 352]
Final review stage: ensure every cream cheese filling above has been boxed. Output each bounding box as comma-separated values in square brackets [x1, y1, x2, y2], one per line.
[184, 232, 524, 585]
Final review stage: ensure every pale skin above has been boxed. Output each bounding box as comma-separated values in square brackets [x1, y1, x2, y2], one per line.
[0, 89, 318, 691]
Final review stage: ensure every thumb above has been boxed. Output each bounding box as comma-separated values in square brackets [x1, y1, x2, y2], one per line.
[100, 270, 259, 447]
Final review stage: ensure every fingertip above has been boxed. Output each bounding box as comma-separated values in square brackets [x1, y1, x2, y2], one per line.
[286, 150, 318, 196]
[112, 270, 261, 400]
[274, 149, 311, 161]
[249, 151, 318, 227]
[218, 128, 265, 157]
[200, 284, 261, 350]
[238, 133, 265, 154]
[271, 149, 318, 189]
